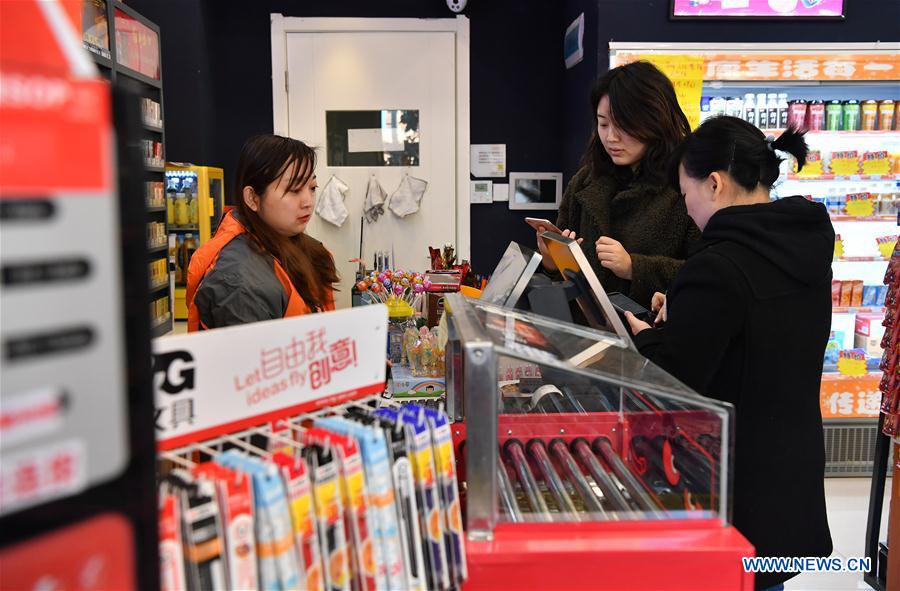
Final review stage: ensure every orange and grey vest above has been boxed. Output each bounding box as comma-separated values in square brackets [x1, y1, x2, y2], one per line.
[186, 210, 334, 331]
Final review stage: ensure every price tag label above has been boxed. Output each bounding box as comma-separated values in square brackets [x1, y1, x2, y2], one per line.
[877, 235, 898, 260]
[837, 349, 868, 377]
[830, 151, 860, 176]
[834, 237, 845, 259]
[861, 151, 891, 176]
[845, 193, 875, 217]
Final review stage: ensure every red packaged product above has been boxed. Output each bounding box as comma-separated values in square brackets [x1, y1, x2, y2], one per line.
[850, 280, 864, 307]
[193, 463, 258, 591]
[831, 280, 842, 307]
[840, 281, 854, 307]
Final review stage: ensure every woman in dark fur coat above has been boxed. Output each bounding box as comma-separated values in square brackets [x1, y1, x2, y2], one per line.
[536, 61, 701, 308]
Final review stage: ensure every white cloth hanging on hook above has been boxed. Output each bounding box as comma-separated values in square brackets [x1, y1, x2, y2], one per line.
[389, 173, 428, 218]
[364, 175, 387, 223]
[315, 175, 350, 227]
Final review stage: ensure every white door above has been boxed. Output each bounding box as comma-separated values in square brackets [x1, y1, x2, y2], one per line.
[284, 30, 458, 308]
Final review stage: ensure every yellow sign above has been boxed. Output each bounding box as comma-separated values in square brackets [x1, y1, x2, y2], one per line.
[834, 238, 844, 259]
[636, 54, 705, 130]
[845, 195, 875, 218]
[878, 236, 898, 260]
[837, 350, 868, 377]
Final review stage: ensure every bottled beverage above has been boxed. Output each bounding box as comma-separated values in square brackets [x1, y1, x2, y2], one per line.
[777, 93, 789, 129]
[726, 96, 744, 118]
[767, 93, 779, 130]
[842, 100, 860, 131]
[743, 93, 757, 127]
[709, 96, 727, 118]
[166, 190, 175, 225]
[879, 100, 895, 131]
[861, 100, 879, 131]
[187, 189, 199, 225]
[787, 100, 808, 130]
[826, 100, 843, 131]
[699, 96, 711, 123]
[756, 93, 768, 129]
[174, 192, 189, 226]
[807, 100, 826, 131]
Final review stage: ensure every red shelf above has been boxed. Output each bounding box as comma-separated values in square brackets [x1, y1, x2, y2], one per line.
[834, 256, 889, 262]
[831, 215, 897, 222]
[787, 174, 900, 181]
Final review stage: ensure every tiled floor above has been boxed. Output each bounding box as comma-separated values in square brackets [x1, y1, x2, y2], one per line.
[786, 477, 889, 591]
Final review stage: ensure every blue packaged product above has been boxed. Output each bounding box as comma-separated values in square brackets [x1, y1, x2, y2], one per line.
[421, 407, 467, 586]
[315, 417, 407, 591]
[398, 405, 450, 590]
[218, 450, 301, 591]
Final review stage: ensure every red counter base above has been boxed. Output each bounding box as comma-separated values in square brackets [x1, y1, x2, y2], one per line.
[464, 519, 754, 590]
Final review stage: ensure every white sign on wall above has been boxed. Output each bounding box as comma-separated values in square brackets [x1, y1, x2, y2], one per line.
[153, 305, 388, 450]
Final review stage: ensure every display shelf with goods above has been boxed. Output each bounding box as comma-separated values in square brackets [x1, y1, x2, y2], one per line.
[611, 42, 899, 475]
[81, 0, 171, 336]
[164, 165, 225, 320]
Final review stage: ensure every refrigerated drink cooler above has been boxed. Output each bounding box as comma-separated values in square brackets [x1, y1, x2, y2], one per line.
[441, 293, 754, 590]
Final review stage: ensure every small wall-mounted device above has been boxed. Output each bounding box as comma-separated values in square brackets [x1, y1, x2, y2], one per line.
[446, 0, 467, 13]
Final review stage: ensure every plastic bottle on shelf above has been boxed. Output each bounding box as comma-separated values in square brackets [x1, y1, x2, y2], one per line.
[743, 93, 757, 127]
[174, 192, 189, 226]
[709, 96, 727, 118]
[766, 93, 779, 131]
[166, 190, 175, 225]
[187, 189, 199, 225]
[726, 96, 743, 118]
[777, 93, 789, 130]
[699, 96, 711, 123]
[756, 93, 768, 130]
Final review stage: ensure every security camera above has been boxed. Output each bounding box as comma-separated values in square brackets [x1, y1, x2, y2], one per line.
[446, 0, 467, 13]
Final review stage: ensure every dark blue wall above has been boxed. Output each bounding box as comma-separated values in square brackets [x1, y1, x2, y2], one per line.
[127, 0, 900, 276]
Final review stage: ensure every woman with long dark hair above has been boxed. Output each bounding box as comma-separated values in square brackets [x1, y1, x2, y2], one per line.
[186, 134, 339, 330]
[626, 117, 834, 591]
[537, 61, 700, 308]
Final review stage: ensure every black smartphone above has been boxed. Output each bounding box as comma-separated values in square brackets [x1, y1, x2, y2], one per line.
[607, 292, 653, 324]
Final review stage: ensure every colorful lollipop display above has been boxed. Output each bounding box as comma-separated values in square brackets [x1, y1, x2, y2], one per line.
[356, 268, 429, 309]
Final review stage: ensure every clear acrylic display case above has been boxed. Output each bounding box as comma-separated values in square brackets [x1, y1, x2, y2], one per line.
[442, 293, 734, 540]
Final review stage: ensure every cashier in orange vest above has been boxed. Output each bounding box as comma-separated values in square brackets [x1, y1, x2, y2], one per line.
[187, 134, 337, 331]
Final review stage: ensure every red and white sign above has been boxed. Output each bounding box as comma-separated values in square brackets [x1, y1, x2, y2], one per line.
[820, 373, 882, 419]
[153, 305, 388, 450]
[0, 438, 86, 514]
[0, 513, 135, 590]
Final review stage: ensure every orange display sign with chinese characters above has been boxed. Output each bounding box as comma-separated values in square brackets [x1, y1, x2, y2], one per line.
[820, 373, 882, 420]
[615, 53, 900, 82]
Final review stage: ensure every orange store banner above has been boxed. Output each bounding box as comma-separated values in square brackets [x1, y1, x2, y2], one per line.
[820, 373, 882, 420]
[615, 53, 900, 82]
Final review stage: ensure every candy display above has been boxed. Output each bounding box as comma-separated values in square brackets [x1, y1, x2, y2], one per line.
[356, 269, 430, 309]
[403, 326, 446, 378]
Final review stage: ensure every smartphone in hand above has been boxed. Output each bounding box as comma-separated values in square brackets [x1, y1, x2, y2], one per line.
[525, 217, 562, 234]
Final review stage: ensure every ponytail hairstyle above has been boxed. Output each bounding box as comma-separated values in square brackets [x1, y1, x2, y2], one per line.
[673, 115, 809, 192]
[234, 134, 339, 310]
[583, 61, 691, 183]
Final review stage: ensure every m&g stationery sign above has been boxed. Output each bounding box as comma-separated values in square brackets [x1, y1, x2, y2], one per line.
[152, 306, 388, 450]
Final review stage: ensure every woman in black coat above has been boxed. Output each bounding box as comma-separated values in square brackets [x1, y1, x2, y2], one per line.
[626, 117, 834, 591]
[536, 61, 701, 308]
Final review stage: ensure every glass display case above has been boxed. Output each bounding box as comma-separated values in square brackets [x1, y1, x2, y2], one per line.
[442, 293, 733, 535]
